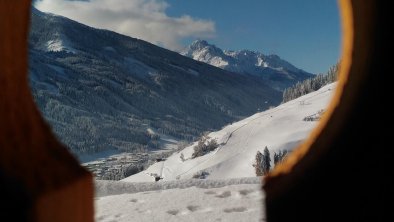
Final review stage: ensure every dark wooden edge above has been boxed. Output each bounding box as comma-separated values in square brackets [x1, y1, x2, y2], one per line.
[0, 1, 94, 221]
[264, 0, 392, 221]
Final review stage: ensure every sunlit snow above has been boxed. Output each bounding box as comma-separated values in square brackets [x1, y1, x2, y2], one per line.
[95, 83, 335, 222]
[123, 83, 335, 182]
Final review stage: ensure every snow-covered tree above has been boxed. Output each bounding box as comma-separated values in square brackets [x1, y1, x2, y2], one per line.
[253, 146, 271, 176]
[253, 151, 264, 176]
[191, 135, 219, 159]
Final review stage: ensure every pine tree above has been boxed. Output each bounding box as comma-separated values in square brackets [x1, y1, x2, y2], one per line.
[274, 152, 280, 165]
[282, 62, 340, 103]
[253, 151, 264, 176]
[273, 150, 289, 168]
[262, 146, 271, 175]
[280, 150, 288, 161]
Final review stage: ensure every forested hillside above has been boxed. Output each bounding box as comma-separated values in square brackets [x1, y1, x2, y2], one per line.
[29, 8, 282, 155]
[282, 63, 338, 103]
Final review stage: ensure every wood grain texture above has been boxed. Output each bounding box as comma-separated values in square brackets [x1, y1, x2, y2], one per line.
[265, 0, 393, 221]
[0, 1, 93, 221]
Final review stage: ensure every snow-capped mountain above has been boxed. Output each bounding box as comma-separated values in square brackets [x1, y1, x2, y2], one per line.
[28, 8, 282, 156]
[181, 40, 313, 90]
[123, 83, 335, 182]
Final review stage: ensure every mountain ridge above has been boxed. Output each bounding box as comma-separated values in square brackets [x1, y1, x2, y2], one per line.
[28, 8, 282, 155]
[181, 40, 313, 90]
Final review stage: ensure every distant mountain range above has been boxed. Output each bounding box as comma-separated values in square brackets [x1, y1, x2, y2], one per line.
[28, 8, 282, 155]
[181, 40, 313, 90]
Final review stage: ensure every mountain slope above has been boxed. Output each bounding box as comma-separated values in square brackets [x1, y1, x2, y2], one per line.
[123, 83, 335, 182]
[28, 8, 282, 155]
[181, 40, 313, 90]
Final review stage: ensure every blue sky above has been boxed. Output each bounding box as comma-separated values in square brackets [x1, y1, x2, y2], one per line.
[165, 0, 341, 74]
[35, 0, 340, 74]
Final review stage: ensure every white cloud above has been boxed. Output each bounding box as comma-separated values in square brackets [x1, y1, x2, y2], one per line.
[34, 0, 216, 51]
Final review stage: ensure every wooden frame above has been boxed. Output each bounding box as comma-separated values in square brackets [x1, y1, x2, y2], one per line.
[0, 1, 93, 221]
[0, 0, 391, 221]
[265, 1, 392, 221]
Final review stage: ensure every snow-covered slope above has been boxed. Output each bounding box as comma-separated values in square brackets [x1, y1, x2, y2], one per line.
[96, 179, 263, 222]
[123, 83, 335, 182]
[181, 40, 313, 90]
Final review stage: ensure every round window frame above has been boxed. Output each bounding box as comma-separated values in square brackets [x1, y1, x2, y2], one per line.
[1, 0, 384, 221]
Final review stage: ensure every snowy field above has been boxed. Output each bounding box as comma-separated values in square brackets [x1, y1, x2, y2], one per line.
[95, 83, 335, 221]
[95, 179, 264, 222]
